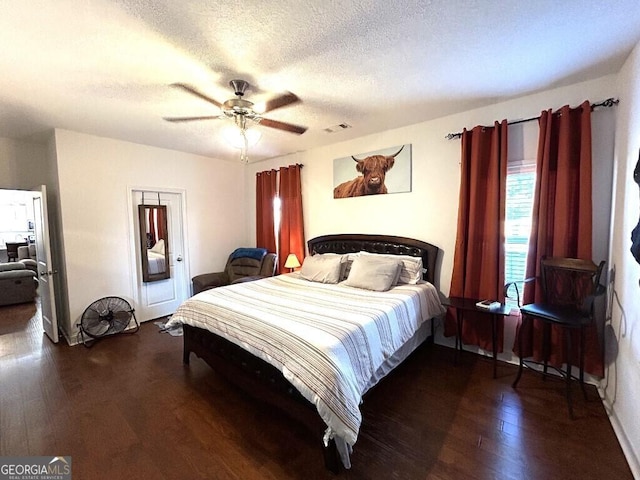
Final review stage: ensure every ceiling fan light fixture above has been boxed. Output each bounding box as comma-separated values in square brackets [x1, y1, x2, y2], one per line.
[223, 125, 262, 149]
[164, 79, 307, 162]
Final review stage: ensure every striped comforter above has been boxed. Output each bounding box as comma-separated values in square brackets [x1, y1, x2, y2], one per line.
[167, 273, 445, 448]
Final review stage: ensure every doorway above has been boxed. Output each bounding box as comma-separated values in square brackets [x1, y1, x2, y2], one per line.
[0, 187, 59, 343]
[130, 189, 189, 322]
[0, 189, 35, 262]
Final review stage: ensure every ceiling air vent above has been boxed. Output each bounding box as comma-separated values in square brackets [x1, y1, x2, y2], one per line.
[324, 123, 352, 133]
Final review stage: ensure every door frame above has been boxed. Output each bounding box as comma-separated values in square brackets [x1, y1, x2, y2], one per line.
[127, 186, 190, 320]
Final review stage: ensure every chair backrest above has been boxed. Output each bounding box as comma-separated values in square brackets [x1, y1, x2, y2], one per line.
[225, 252, 277, 283]
[259, 253, 277, 277]
[539, 257, 605, 313]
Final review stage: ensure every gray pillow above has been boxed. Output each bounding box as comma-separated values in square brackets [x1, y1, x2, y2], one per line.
[359, 251, 423, 284]
[343, 255, 402, 291]
[300, 254, 343, 284]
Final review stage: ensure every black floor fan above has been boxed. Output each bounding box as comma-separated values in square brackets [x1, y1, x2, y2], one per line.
[78, 296, 139, 347]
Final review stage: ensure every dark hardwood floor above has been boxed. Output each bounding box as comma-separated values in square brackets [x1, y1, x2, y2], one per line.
[0, 302, 633, 480]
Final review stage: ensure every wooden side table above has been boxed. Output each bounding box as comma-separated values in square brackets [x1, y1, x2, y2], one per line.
[442, 296, 512, 378]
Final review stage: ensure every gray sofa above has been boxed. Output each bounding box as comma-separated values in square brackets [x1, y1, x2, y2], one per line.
[18, 244, 37, 272]
[0, 263, 38, 306]
[192, 248, 277, 295]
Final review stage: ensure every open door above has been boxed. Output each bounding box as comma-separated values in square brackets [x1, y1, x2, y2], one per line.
[32, 185, 59, 343]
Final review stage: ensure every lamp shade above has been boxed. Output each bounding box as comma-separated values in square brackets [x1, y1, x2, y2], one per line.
[284, 253, 301, 270]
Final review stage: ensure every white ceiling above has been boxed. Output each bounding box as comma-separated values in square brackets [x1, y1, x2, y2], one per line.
[1, 1, 639, 163]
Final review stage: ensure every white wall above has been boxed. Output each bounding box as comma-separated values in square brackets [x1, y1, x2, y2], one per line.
[0, 136, 48, 190]
[605, 41, 640, 477]
[245, 75, 617, 296]
[53, 129, 247, 341]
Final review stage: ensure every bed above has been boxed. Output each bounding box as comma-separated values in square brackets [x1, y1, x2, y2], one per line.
[167, 234, 445, 472]
[146, 239, 166, 275]
[146, 250, 166, 274]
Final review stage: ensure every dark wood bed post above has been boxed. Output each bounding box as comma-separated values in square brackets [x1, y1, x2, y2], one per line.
[180, 234, 441, 473]
[183, 346, 191, 365]
[323, 439, 341, 474]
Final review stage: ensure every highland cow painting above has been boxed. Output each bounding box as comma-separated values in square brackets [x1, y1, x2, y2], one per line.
[333, 144, 412, 199]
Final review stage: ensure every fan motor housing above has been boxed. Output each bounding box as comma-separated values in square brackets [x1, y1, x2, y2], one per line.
[223, 98, 254, 115]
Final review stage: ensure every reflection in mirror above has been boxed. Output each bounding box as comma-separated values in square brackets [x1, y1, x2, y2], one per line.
[138, 204, 170, 282]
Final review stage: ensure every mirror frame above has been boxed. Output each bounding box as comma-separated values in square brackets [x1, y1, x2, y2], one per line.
[138, 204, 170, 282]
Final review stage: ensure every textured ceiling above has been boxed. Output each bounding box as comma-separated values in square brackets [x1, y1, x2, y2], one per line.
[1, 0, 639, 163]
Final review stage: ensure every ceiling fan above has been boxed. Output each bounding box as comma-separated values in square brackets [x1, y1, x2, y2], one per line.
[164, 79, 307, 135]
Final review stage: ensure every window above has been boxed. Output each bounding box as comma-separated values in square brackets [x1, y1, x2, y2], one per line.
[0, 191, 34, 250]
[505, 156, 536, 306]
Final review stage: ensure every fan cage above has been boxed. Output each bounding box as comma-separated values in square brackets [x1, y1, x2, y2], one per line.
[79, 296, 139, 346]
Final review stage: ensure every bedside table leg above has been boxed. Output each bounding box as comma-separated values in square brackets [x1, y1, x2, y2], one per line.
[492, 313, 497, 378]
[455, 309, 463, 365]
[512, 316, 526, 388]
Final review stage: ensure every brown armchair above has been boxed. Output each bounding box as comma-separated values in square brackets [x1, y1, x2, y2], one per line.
[192, 248, 277, 295]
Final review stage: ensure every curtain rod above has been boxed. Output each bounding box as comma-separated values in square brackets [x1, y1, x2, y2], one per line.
[445, 97, 619, 140]
[256, 164, 304, 176]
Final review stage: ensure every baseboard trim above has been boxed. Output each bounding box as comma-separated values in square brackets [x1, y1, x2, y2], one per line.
[600, 388, 640, 479]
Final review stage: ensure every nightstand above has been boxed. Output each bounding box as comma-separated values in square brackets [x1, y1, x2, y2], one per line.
[442, 296, 512, 378]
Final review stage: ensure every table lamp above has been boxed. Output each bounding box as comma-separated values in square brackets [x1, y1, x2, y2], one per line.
[284, 253, 301, 272]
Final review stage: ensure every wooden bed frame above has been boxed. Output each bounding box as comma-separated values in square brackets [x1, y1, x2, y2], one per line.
[182, 234, 441, 472]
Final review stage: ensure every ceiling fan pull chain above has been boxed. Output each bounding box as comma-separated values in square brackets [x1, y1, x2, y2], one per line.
[241, 129, 249, 163]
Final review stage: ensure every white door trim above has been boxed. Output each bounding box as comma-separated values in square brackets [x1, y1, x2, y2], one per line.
[32, 185, 59, 343]
[127, 186, 190, 320]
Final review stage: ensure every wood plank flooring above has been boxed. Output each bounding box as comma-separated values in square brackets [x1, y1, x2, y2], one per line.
[0, 302, 633, 479]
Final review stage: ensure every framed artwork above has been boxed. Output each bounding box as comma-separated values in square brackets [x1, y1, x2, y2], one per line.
[333, 144, 412, 199]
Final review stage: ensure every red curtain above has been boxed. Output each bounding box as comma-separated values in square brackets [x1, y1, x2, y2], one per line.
[156, 207, 167, 243]
[447, 121, 508, 352]
[516, 100, 602, 376]
[278, 164, 305, 274]
[256, 170, 277, 253]
[147, 208, 156, 245]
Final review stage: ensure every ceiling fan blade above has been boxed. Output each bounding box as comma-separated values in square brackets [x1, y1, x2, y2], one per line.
[170, 83, 222, 108]
[259, 117, 307, 135]
[261, 92, 300, 113]
[163, 115, 221, 122]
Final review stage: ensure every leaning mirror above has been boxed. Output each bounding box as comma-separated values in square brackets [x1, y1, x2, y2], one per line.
[138, 204, 170, 282]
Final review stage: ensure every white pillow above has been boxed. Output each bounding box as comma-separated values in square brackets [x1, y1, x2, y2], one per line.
[300, 254, 343, 284]
[359, 251, 422, 284]
[343, 255, 402, 291]
[340, 252, 360, 280]
[150, 238, 165, 255]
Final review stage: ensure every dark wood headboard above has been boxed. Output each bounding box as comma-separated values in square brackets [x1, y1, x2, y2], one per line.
[307, 234, 440, 287]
